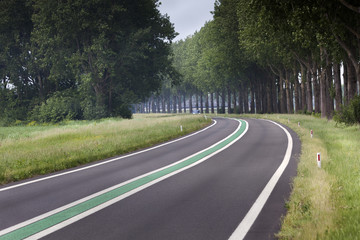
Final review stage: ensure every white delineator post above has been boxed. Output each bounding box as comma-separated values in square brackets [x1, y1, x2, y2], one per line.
[180, 125, 183, 132]
[311, 129, 313, 138]
[317, 152, 321, 168]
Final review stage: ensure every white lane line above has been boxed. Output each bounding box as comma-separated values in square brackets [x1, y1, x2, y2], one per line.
[0, 120, 217, 192]
[228, 119, 293, 240]
[0, 119, 248, 239]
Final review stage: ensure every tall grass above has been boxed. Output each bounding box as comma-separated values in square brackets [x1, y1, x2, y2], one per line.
[232, 114, 360, 239]
[0, 114, 210, 185]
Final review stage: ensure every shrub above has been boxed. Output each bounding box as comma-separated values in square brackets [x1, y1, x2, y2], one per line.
[31, 90, 82, 123]
[334, 95, 360, 125]
[81, 100, 108, 120]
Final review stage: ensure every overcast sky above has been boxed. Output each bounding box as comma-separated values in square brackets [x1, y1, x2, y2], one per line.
[158, 0, 215, 41]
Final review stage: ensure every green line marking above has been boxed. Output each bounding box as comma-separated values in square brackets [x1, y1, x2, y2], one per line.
[0, 119, 247, 240]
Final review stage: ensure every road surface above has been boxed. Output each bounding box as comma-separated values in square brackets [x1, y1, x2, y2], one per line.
[0, 117, 300, 240]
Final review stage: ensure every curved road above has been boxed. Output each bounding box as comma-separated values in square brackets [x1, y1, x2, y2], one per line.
[0, 117, 300, 240]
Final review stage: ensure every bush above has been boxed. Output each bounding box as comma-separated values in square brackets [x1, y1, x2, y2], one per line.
[334, 95, 360, 125]
[31, 90, 82, 123]
[81, 100, 108, 120]
[113, 104, 132, 119]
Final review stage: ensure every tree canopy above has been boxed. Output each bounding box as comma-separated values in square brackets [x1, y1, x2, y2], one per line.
[152, 0, 359, 120]
[0, 0, 176, 124]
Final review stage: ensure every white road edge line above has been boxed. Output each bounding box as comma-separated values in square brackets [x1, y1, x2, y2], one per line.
[0, 120, 217, 192]
[0, 119, 248, 238]
[228, 119, 293, 240]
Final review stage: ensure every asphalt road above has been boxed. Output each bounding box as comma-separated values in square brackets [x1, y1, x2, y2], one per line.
[0, 117, 300, 240]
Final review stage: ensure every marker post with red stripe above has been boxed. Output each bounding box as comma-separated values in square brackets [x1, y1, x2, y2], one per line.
[311, 129, 313, 138]
[317, 152, 321, 168]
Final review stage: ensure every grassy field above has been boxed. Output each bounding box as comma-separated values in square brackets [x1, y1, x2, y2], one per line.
[226, 114, 359, 240]
[0, 114, 211, 185]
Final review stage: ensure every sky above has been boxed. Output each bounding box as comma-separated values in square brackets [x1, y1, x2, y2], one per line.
[158, 0, 215, 41]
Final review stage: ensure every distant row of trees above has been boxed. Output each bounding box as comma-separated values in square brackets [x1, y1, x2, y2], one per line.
[141, 0, 359, 120]
[0, 0, 176, 124]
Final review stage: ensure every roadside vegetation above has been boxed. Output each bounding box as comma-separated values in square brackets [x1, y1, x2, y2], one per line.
[0, 0, 177, 124]
[234, 114, 359, 240]
[0, 114, 210, 185]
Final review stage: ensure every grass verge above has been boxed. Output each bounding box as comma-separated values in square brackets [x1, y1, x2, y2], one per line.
[224, 113, 359, 240]
[0, 114, 210, 185]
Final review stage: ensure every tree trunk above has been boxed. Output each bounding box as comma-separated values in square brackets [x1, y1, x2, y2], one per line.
[326, 62, 334, 118]
[294, 71, 300, 113]
[205, 93, 209, 113]
[233, 90, 237, 113]
[255, 81, 261, 114]
[306, 68, 313, 112]
[221, 89, 226, 113]
[334, 63, 342, 110]
[183, 93, 186, 113]
[347, 58, 357, 101]
[343, 61, 349, 105]
[162, 96, 166, 113]
[200, 92, 204, 114]
[260, 81, 265, 113]
[244, 85, 249, 113]
[275, 77, 280, 113]
[189, 93, 193, 113]
[290, 82, 294, 113]
[227, 87, 232, 114]
[157, 96, 160, 113]
[151, 95, 156, 113]
[313, 66, 321, 113]
[216, 91, 220, 113]
[267, 79, 272, 113]
[173, 95, 177, 113]
[167, 96, 171, 113]
[279, 71, 286, 113]
[285, 71, 291, 113]
[320, 64, 327, 118]
[272, 77, 279, 113]
[211, 92, 214, 113]
[250, 84, 255, 114]
[178, 95, 182, 113]
[195, 93, 199, 111]
[300, 64, 306, 111]
[238, 85, 243, 114]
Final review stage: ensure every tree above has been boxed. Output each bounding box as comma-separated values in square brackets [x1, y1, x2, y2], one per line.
[0, 0, 34, 122]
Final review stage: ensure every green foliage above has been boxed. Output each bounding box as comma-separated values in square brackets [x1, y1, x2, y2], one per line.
[31, 90, 81, 123]
[0, 90, 31, 126]
[334, 96, 360, 125]
[80, 99, 107, 121]
[0, 0, 176, 122]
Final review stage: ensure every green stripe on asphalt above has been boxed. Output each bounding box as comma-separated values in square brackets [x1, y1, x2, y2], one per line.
[0, 119, 247, 240]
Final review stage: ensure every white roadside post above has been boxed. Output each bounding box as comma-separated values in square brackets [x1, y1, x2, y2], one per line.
[317, 152, 321, 168]
[180, 125, 183, 132]
[311, 129, 313, 138]
[298, 122, 300, 127]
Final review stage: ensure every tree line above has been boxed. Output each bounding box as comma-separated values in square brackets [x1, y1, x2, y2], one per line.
[0, 0, 176, 125]
[141, 0, 360, 122]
